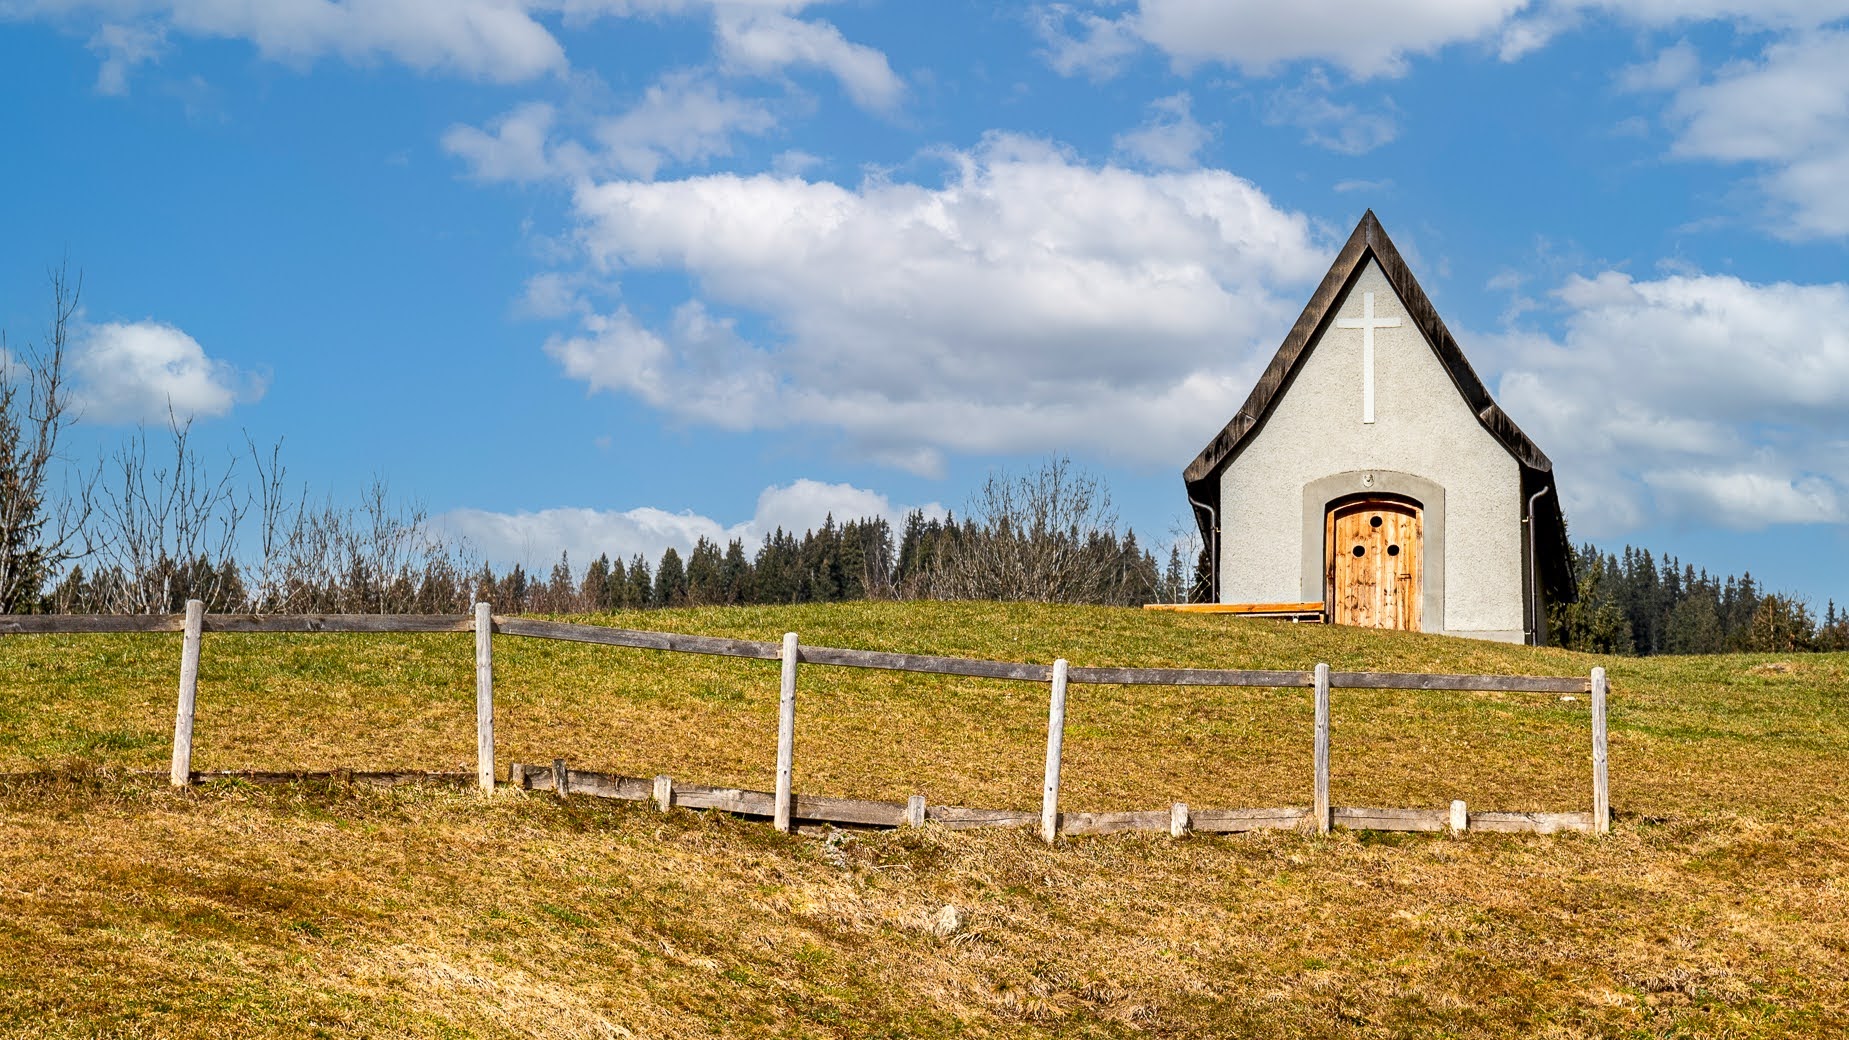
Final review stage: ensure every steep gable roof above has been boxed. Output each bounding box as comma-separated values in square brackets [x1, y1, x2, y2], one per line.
[1184, 211, 1573, 604]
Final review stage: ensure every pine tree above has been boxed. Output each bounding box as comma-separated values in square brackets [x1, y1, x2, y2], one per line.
[720, 539, 753, 604]
[654, 547, 687, 608]
[545, 551, 575, 613]
[686, 537, 723, 605]
[754, 528, 799, 604]
[582, 554, 612, 611]
[626, 554, 652, 609]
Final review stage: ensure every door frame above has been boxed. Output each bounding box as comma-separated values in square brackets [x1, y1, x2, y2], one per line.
[1299, 470, 1446, 633]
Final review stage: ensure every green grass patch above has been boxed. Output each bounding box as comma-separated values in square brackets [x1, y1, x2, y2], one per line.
[2, 602, 1848, 1036]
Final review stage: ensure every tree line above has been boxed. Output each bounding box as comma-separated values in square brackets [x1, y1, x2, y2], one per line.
[468, 504, 1161, 615]
[1550, 542, 1849, 655]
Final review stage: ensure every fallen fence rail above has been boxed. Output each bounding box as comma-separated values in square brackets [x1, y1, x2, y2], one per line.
[2, 605, 1611, 838]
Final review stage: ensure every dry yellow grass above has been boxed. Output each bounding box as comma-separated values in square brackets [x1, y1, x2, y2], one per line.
[3, 601, 1848, 1036]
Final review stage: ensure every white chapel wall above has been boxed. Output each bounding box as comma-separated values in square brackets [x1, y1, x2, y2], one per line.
[1216, 260, 1525, 640]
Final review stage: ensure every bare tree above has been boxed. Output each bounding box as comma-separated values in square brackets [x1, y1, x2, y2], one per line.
[89, 414, 247, 614]
[926, 456, 1137, 603]
[0, 266, 93, 613]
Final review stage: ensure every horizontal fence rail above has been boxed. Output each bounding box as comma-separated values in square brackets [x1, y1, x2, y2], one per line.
[2, 612, 1593, 693]
[2, 605, 1611, 838]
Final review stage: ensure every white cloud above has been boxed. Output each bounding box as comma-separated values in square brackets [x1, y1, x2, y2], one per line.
[1112, 91, 1211, 169]
[1487, 270, 1849, 533]
[1129, 0, 1529, 78]
[714, 9, 902, 112]
[1264, 74, 1398, 154]
[444, 72, 777, 183]
[594, 70, 778, 177]
[552, 132, 1324, 473]
[72, 319, 263, 423]
[18, 0, 568, 83]
[435, 478, 941, 571]
[1617, 39, 1698, 93]
[1642, 29, 1849, 237]
[1036, 2, 1142, 79]
[442, 101, 561, 183]
[87, 21, 165, 94]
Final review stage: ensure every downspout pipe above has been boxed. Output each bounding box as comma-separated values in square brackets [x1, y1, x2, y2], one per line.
[1524, 484, 1552, 647]
[1187, 494, 1219, 604]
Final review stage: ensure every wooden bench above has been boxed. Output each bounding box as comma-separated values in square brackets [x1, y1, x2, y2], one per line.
[1142, 602, 1326, 621]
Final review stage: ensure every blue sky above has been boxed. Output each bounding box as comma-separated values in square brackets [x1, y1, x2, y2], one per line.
[2, 0, 1847, 608]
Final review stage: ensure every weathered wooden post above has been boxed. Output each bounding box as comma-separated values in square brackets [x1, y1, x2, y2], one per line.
[1449, 799, 1468, 834]
[1591, 666, 1609, 835]
[654, 774, 674, 812]
[169, 599, 205, 787]
[553, 757, 568, 799]
[774, 632, 799, 834]
[906, 795, 927, 828]
[1040, 658, 1070, 844]
[1313, 663, 1331, 835]
[475, 602, 494, 793]
[1170, 802, 1190, 839]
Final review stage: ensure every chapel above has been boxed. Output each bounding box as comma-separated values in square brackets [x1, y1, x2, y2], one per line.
[1182, 211, 1574, 644]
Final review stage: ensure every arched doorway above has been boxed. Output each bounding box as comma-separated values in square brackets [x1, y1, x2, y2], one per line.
[1325, 497, 1423, 631]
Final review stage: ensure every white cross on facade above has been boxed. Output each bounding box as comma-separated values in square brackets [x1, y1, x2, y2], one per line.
[1335, 291, 1402, 424]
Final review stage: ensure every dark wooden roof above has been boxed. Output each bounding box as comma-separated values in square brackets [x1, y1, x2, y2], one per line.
[1184, 210, 1575, 605]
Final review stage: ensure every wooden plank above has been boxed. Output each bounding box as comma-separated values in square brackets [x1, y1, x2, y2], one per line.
[653, 775, 674, 811]
[1468, 811, 1595, 835]
[672, 784, 775, 816]
[774, 632, 798, 834]
[1040, 658, 1068, 844]
[494, 616, 782, 660]
[1059, 810, 1170, 836]
[797, 645, 1054, 682]
[569, 772, 651, 802]
[906, 795, 926, 828]
[1142, 602, 1324, 615]
[0, 614, 183, 634]
[793, 793, 908, 827]
[1592, 666, 1610, 835]
[1067, 666, 1314, 687]
[7, 611, 1589, 696]
[203, 614, 474, 634]
[925, 806, 1037, 830]
[1313, 663, 1330, 834]
[1333, 806, 1449, 832]
[1171, 802, 1189, 838]
[184, 769, 473, 787]
[474, 603, 494, 793]
[1329, 671, 1589, 693]
[1450, 799, 1468, 833]
[1189, 807, 1309, 833]
[170, 600, 204, 788]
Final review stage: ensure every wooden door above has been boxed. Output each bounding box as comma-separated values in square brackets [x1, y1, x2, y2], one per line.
[1326, 499, 1422, 631]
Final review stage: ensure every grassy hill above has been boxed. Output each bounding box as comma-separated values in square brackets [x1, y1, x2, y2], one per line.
[2, 602, 1847, 1037]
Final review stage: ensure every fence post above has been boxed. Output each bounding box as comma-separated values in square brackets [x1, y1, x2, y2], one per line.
[1170, 802, 1190, 838]
[1040, 658, 1070, 844]
[654, 774, 674, 811]
[1591, 666, 1609, 835]
[475, 602, 494, 793]
[907, 794, 927, 828]
[1313, 662, 1331, 835]
[774, 632, 798, 834]
[169, 599, 205, 788]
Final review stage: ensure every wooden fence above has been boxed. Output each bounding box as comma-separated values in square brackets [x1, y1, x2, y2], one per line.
[1, 603, 1612, 838]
